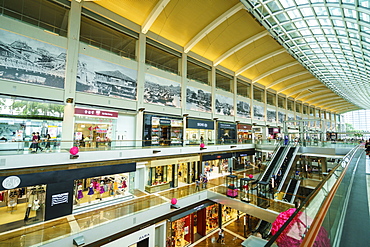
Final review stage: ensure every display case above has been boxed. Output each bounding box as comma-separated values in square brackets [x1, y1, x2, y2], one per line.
[240, 177, 254, 202]
[256, 181, 270, 208]
[225, 175, 238, 198]
[151, 127, 160, 145]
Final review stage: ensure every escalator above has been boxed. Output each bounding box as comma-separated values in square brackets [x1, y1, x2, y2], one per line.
[276, 146, 299, 191]
[283, 178, 300, 203]
[254, 220, 272, 239]
[260, 146, 285, 182]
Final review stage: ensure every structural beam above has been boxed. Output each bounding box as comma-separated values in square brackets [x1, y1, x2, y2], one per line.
[277, 78, 316, 93]
[252, 61, 299, 84]
[142, 0, 171, 34]
[214, 30, 269, 66]
[184, 2, 244, 53]
[236, 48, 285, 76]
[287, 85, 324, 97]
[266, 71, 310, 89]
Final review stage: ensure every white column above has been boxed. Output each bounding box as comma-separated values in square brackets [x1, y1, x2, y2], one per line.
[135, 33, 147, 145]
[61, 0, 81, 148]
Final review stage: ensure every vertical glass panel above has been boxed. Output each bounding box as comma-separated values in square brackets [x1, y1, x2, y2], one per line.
[278, 96, 286, 108]
[253, 87, 265, 103]
[237, 79, 251, 98]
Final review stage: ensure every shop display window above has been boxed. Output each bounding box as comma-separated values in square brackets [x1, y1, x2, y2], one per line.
[73, 173, 130, 209]
[186, 129, 214, 145]
[205, 205, 218, 233]
[74, 115, 116, 148]
[222, 205, 239, 223]
[171, 216, 191, 247]
[0, 185, 46, 230]
[148, 166, 172, 186]
[143, 115, 183, 146]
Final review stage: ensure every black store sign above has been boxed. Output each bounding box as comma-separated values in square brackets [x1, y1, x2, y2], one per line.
[187, 119, 214, 129]
[202, 153, 233, 161]
[159, 119, 171, 126]
[218, 122, 236, 129]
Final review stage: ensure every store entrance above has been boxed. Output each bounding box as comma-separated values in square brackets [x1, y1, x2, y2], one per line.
[160, 126, 171, 145]
[0, 185, 46, 233]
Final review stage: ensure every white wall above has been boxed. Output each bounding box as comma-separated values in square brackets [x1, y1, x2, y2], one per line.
[101, 225, 155, 247]
[116, 114, 136, 146]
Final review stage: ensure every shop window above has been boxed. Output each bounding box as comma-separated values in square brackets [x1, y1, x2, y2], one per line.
[0, 185, 46, 228]
[253, 86, 265, 103]
[80, 14, 137, 59]
[0, 0, 69, 36]
[73, 173, 130, 209]
[310, 107, 315, 116]
[237, 79, 251, 98]
[187, 57, 211, 85]
[146, 166, 172, 193]
[146, 38, 181, 75]
[143, 115, 183, 146]
[216, 70, 233, 92]
[295, 102, 302, 113]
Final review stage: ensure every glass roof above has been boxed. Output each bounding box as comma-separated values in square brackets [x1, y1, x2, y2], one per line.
[241, 0, 370, 109]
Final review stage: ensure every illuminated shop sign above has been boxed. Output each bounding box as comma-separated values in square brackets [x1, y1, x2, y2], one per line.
[74, 108, 118, 118]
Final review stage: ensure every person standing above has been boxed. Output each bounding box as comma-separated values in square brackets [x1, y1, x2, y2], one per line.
[45, 134, 51, 152]
[195, 179, 200, 191]
[36, 132, 43, 152]
[217, 229, 224, 243]
[202, 175, 208, 189]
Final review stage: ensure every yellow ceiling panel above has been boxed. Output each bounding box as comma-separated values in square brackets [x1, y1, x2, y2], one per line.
[151, 0, 239, 47]
[96, 0, 157, 26]
[253, 54, 298, 76]
[274, 74, 314, 91]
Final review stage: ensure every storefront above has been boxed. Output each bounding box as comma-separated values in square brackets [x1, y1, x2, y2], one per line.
[218, 122, 236, 144]
[169, 202, 218, 247]
[0, 117, 62, 151]
[237, 124, 252, 143]
[0, 162, 136, 231]
[143, 114, 183, 146]
[185, 118, 214, 145]
[145, 156, 200, 193]
[234, 151, 255, 170]
[268, 127, 281, 140]
[202, 153, 233, 177]
[73, 172, 131, 209]
[74, 107, 118, 148]
[0, 184, 46, 232]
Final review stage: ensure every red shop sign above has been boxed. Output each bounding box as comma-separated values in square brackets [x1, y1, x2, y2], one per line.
[74, 108, 118, 118]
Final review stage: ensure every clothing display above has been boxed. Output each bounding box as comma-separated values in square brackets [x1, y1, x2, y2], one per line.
[87, 186, 94, 195]
[31, 200, 40, 211]
[77, 189, 84, 199]
[99, 185, 105, 194]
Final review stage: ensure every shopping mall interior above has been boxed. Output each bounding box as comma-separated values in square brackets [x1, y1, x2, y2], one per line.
[0, 0, 369, 247]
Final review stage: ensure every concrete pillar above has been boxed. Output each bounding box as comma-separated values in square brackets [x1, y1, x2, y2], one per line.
[61, 0, 81, 148]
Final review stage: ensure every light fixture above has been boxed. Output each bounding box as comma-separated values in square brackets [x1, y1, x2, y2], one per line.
[138, 107, 145, 112]
[183, 113, 189, 117]
[153, 150, 161, 154]
[66, 98, 74, 104]
[213, 117, 218, 120]
[230, 145, 237, 148]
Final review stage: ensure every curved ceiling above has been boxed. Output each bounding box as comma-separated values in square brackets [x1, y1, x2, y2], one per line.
[90, 0, 362, 114]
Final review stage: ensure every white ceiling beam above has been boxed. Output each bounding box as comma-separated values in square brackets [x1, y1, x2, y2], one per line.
[142, 0, 171, 34]
[252, 61, 299, 83]
[313, 98, 341, 105]
[184, 2, 244, 53]
[296, 88, 331, 100]
[266, 71, 310, 89]
[277, 78, 316, 93]
[300, 88, 335, 101]
[214, 30, 269, 66]
[287, 84, 324, 97]
[318, 101, 350, 108]
[236, 48, 285, 76]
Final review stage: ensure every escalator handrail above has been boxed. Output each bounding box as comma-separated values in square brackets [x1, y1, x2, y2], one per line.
[264, 145, 360, 247]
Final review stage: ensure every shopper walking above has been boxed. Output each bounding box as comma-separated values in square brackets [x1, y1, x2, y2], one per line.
[202, 175, 208, 189]
[217, 229, 224, 243]
[195, 179, 200, 191]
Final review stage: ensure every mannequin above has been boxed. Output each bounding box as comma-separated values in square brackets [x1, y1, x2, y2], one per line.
[113, 179, 118, 196]
[87, 183, 94, 203]
[31, 199, 40, 211]
[121, 177, 127, 193]
[99, 181, 105, 200]
[77, 185, 84, 205]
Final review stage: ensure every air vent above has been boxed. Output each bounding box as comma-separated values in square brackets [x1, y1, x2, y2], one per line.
[0, 159, 5, 166]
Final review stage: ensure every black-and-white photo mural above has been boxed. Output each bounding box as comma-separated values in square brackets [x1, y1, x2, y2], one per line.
[186, 86, 211, 112]
[144, 74, 181, 108]
[267, 108, 276, 122]
[76, 54, 137, 100]
[237, 100, 251, 118]
[0, 29, 66, 88]
[215, 94, 234, 116]
[288, 113, 295, 125]
[253, 104, 265, 120]
[278, 112, 286, 123]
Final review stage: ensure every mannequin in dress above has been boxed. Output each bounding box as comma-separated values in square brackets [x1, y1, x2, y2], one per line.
[87, 183, 94, 203]
[77, 185, 84, 205]
[121, 177, 127, 194]
[99, 181, 105, 200]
